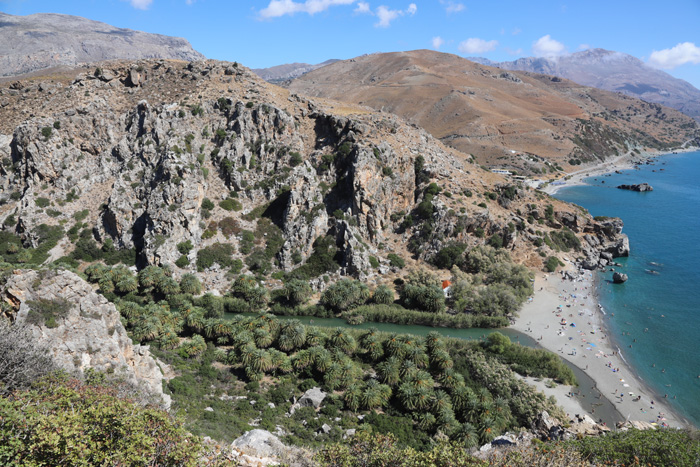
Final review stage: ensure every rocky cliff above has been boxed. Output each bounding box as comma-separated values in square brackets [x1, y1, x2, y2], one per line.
[2, 268, 170, 406]
[0, 12, 204, 77]
[0, 58, 627, 291]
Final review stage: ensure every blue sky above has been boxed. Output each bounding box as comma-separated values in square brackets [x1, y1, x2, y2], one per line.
[2, 0, 700, 88]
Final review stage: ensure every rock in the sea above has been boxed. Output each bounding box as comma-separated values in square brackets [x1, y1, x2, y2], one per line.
[3, 269, 170, 407]
[617, 183, 653, 192]
[612, 272, 628, 283]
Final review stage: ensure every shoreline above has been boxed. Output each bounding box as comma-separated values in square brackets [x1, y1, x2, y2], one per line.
[540, 146, 699, 196]
[512, 269, 691, 429]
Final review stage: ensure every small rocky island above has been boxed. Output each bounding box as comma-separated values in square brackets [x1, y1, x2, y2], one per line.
[617, 183, 653, 192]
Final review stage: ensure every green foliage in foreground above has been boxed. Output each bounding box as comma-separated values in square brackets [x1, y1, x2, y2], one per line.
[568, 427, 700, 467]
[0, 375, 201, 467]
[318, 429, 700, 467]
[316, 431, 484, 467]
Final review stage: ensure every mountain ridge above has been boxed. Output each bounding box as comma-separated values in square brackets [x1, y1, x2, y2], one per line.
[0, 12, 205, 77]
[472, 48, 700, 122]
[288, 49, 699, 173]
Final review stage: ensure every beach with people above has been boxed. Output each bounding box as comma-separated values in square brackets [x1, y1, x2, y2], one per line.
[512, 266, 689, 429]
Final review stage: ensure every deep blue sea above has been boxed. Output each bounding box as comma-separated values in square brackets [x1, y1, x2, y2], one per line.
[555, 151, 700, 428]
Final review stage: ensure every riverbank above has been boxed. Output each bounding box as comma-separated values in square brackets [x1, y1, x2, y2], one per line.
[540, 147, 698, 196]
[512, 269, 690, 429]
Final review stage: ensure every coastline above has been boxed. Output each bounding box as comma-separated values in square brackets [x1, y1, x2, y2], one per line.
[540, 147, 699, 196]
[512, 269, 691, 429]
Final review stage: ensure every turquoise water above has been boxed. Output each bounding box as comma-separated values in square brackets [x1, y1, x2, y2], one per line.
[555, 151, 700, 427]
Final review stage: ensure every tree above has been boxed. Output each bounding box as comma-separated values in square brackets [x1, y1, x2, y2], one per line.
[321, 279, 370, 313]
[284, 279, 312, 306]
[0, 320, 55, 395]
[372, 285, 395, 305]
[179, 273, 202, 295]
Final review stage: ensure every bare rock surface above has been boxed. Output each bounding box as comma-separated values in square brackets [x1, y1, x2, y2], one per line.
[2, 268, 170, 407]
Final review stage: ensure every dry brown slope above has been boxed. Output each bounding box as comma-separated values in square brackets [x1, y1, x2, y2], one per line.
[289, 50, 699, 173]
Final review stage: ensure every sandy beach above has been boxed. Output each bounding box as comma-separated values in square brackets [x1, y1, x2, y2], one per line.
[540, 147, 698, 196]
[512, 268, 689, 429]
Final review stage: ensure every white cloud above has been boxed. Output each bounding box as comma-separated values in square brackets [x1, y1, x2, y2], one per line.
[532, 34, 566, 57]
[439, 0, 464, 14]
[185, 0, 196, 4]
[578, 43, 591, 51]
[648, 42, 700, 69]
[259, 0, 357, 19]
[355, 1, 370, 13]
[458, 38, 498, 54]
[129, 0, 152, 9]
[432, 36, 445, 50]
[374, 4, 415, 27]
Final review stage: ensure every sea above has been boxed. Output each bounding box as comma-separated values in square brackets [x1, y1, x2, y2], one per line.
[554, 150, 700, 428]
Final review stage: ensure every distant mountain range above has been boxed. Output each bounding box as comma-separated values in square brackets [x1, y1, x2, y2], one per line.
[471, 49, 700, 122]
[0, 12, 205, 77]
[288, 50, 698, 172]
[252, 60, 340, 84]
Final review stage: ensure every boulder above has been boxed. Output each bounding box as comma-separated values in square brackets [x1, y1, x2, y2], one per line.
[617, 183, 653, 192]
[297, 387, 327, 409]
[612, 272, 628, 283]
[231, 429, 287, 458]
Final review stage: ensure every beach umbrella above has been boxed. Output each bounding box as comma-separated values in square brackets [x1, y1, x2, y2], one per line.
[589, 343, 596, 347]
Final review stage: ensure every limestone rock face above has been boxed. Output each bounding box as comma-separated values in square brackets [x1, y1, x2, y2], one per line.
[297, 386, 327, 408]
[3, 269, 170, 407]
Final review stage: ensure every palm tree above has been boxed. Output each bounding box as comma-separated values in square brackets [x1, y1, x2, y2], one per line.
[343, 383, 363, 412]
[413, 386, 433, 411]
[138, 265, 162, 290]
[304, 327, 327, 348]
[157, 276, 180, 296]
[377, 357, 401, 386]
[323, 362, 342, 391]
[361, 379, 391, 410]
[437, 368, 464, 390]
[85, 263, 110, 282]
[239, 344, 258, 368]
[278, 320, 306, 351]
[425, 331, 443, 355]
[478, 417, 497, 444]
[432, 389, 452, 414]
[292, 349, 313, 371]
[405, 345, 429, 369]
[117, 300, 141, 321]
[384, 333, 404, 359]
[158, 330, 180, 350]
[311, 347, 332, 373]
[455, 422, 479, 449]
[450, 383, 474, 414]
[328, 328, 357, 355]
[186, 310, 205, 334]
[254, 328, 274, 348]
[407, 370, 434, 391]
[179, 273, 202, 295]
[116, 276, 139, 294]
[249, 348, 273, 374]
[430, 348, 453, 372]
[415, 412, 436, 431]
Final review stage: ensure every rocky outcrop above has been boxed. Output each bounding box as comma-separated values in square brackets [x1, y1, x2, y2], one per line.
[2, 269, 170, 407]
[229, 429, 310, 466]
[297, 387, 327, 408]
[617, 183, 653, 192]
[612, 272, 628, 283]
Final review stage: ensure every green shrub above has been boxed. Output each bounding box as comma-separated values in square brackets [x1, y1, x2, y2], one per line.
[196, 242, 234, 271]
[433, 243, 467, 270]
[369, 256, 380, 268]
[0, 375, 201, 466]
[25, 297, 71, 328]
[219, 198, 242, 211]
[387, 253, 405, 269]
[545, 256, 563, 272]
[35, 197, 50, 208]
[201, 198, 215, 210]
[175, 255, 189, 268]
[41, 126, 52, 140]
[177, 240, 194, 255]
[372, 285, 395, 305]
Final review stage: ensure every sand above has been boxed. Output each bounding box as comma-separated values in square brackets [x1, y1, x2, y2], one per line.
[540, 147, 698, 196]
[512, 268, 689, 429]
